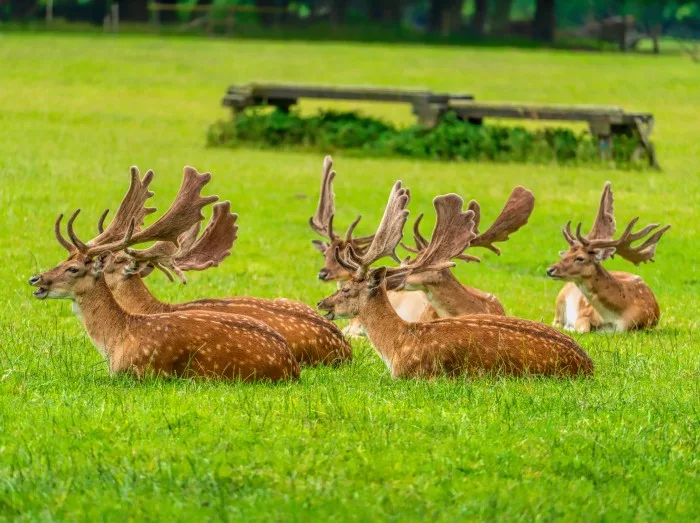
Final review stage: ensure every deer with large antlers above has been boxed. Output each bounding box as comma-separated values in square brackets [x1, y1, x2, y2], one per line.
[98, 177, 350, 366]
[309, 156, 437, 337]
[400, 186, 534, 317]
[317, 181, 593, 379]
[547, 182, 670, 332]
[29, 167, 299, 381]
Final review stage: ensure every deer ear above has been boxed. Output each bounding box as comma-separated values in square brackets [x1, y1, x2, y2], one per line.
[367, 267, 387, 295]
[312, 239, 329, 254]
[92, 253, 109, 276]
[385, 271, 409, 291]
[591, 247, 615, 262]
[124, 259, 150, 276]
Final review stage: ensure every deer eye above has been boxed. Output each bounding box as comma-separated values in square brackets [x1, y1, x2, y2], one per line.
[341, 287, 350, 295]
[575, 256, 586, 263]
[66, 266, 80, 274]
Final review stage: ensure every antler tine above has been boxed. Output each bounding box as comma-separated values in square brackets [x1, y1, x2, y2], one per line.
[85, 166, 218, 257]
[562, 220, 577, 246]
[400, 241, 421, 255]
[54, 214, 77, 254]
[309, 155, 338, 241]
[88, 166, 156, 247]
[344, 181, 410, 277]
[412, 213, 430, 251]
[468, 200, 481, 234]
[66, 209, 89, 253]
[587, 182, 616, 240]
[583, 216, 671, 265]
[97, 209, 109, 235]
[468, 187, 535, 255]
[405, 194, 477, 274]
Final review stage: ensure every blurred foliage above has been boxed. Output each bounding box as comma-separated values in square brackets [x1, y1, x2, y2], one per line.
[5, 0, 699, 38]
[208, 109, 644, 168]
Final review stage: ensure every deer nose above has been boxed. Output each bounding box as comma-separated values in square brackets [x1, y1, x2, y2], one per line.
[317, 269, 329, 280]
[29, 275, 41, 285]
[546, 267, 556, 277]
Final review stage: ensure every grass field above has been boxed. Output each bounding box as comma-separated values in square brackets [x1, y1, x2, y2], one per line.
[0, 33, 698, 520]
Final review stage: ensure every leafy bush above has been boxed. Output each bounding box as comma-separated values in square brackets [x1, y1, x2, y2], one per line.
[207, 108, 643, 168]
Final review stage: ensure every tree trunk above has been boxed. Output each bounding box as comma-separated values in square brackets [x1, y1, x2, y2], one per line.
[427, 0, 445, 34]
[384, 0, 402, 24]
[330, 0, 348, 28]
[533, 0, 556, 42]
[491, 0, 514, 36]
[118, 0, 149, 22]
[367, 1, 383, 23]
[11, 0, 37, 19]
[470, 0, 487, 37]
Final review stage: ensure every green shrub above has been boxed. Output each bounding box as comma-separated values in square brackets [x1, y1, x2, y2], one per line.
[207, 108, 643, 168]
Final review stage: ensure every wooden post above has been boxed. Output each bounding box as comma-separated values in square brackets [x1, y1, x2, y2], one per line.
[112, 3, 119, 33]
[152, 3, 161, 29]
[46, 0, 53, 25]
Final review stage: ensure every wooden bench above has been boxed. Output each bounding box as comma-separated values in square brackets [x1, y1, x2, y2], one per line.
[221, 83, 658, 168]
[222, 83, 474, 127]
[447, 101, 658, 168]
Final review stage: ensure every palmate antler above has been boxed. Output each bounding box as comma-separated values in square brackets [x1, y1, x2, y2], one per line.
[54, 166, 219, 259]
[124, 201, 238, 283]
[406, 186, 534, 265]
[309, 156, 374, 248]
[560, 181, 670, 265]
[403, 194, 477, 274]
[562, 182, 615, 246]
[54, 167, 156, 256]
[574, 219, 671, 265]
[335, 181, 411, 279]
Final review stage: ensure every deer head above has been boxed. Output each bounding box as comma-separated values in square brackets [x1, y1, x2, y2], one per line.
[29, 166, 218, 300]
[547, 182, 670, 281]
[401, 186, 534, 290]
[309, 156, 374, 282]
[318, 181, 459, 319]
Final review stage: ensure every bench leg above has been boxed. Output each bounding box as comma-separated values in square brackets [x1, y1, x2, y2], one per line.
[633, 117, 660, 170]
[413, 103, 446, 128]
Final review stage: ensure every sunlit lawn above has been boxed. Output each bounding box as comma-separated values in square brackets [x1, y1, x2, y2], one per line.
[0, 33, 697, 520]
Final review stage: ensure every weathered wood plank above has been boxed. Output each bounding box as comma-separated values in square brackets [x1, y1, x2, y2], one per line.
[227, 83, 473, 104]
[449, 101, 652, 124]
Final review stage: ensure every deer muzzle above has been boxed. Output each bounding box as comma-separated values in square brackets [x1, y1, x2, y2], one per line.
[29, 274, 49, 299]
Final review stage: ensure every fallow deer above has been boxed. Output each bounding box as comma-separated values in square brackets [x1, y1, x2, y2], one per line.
[309, 156, 437, 337]
[98, 183, 351, 366]
[29, 166, 299, 381]
[547, 182, 670, 332]
[317, 181, 593, 379]
[400, 186, 535, 317]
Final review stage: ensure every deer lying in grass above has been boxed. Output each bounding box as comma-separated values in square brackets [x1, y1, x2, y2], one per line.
[317, 181, 593, 379]
[98, 180, 350, 366]
[29, 166, 299, 381]
[309, 156, 437, 337]
[547, 182, 670, 332]
[400, 186, 535, 317]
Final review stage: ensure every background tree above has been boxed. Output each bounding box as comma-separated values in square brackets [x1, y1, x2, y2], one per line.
[533, 0, 556, 41]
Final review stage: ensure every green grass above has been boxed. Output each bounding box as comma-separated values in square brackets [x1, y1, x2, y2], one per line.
[0, 33, 698, 521]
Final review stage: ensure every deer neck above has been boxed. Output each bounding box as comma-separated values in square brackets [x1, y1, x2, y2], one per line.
[357, 287, 408, 371]
[576, 265, 625, 314]
[422, 271, 467, 317]
[112, 275, 172, 314]
[72, 276, 131, 364]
